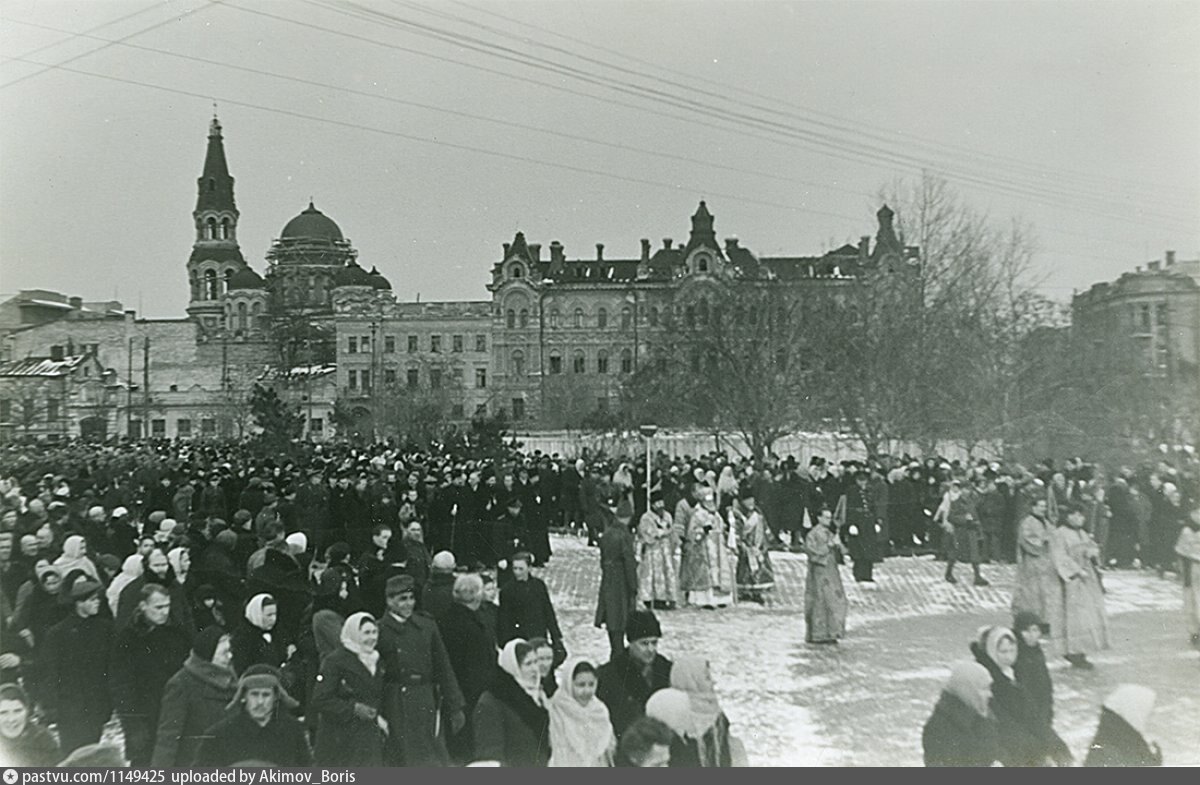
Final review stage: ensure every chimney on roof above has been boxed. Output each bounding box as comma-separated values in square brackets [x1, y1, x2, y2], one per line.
[725, 237, 740, 252]
[663, 238, 673, 250]
[640, 238, 651, 262]
[1148, 260, 1160, 272]
[859, 235, 871, 259]
[596, 243, 604, 261]
[549, 241, 564, 264]
[529, 243, 542, 262]
[1166, 250, 1176, 266]
[69, 296, 82, 310]
[50, 345, 64, 362]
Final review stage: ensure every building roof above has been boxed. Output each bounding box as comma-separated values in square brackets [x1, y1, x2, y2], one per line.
[0, 355, 89, 378]
[333, 260, 372, 287]
[281, 201, 344, 242]
[196, 116, 237, 214]
[366, 266, 392, 290]
[227, 267, 266, 290]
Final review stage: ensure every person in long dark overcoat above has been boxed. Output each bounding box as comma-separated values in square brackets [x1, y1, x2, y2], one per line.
[498, 552, 564, 659]
[110, 583, 192, 766]
[230, 593, 288, 675]
[596, 610, 673, 739]
[472, 638, 551, 767]
[969, 625, 1044, 766]
[838, 472, 881, 583]
[922, 660, 1000, 767]
[594, 497, 638, 658]
[43, 578, 113, 755]
[435, 574, 497, 764]
[378, 575, 465, 766]
[312, 612, 388, 766]
[194, 665, 312, 767]
[1012, 611, 1073, 766]
[151, 626, 238, 766]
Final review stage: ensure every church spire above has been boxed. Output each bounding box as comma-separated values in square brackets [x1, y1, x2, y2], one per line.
[196, 114, 237, 213]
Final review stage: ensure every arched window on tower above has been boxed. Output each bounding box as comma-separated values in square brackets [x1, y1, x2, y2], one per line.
[519, 309, 529, 328]
[204, 270, 218, 300]
[506, 309, 516, 329]
[251, 302, 263, 330]
[237, 302, 248, 332]
[221, 218, 232, 240]
[206, 217, 217, 240]
[549, 309, 560, 328]
[223, 269, 234, 296]
[190, 272, 199, 301]
[314, 275, 326, 304]
[308, 275, 316, 305]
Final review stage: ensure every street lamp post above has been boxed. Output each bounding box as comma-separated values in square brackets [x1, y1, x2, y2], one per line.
[639, 423, 658, 512]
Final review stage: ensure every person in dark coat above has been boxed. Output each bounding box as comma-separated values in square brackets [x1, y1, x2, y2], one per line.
[247, 547, 313, 648]
[398, 520, 431, 602]
[378, 575, 465, 766]
[436, 573, 497, 764]
[192, 529, 243, 615]
[596, 610, 673, 739]
[838, 472, 881, 583]
[422, 551, 457, 620]
[0, 683, 60, 766]
[230, 593, 288, 675]
[1012, 611, 1073, 766]
[151, 626, 237, 766]
[43, 578, 113, 755]
[312, 612, 388, 766]
[594, 496, 638, 658]
[472, 638, 551, 767]
[922, 660, 1000, 767]
[295, 469, 331, 551]
[1084, 684, 1162, 767]
[116, 548, 194, 634]
[110, 583, 192, 765]
[194, 665, 312, 766]
[969, 625, 1043, 766]
[497, 552, 564, 660]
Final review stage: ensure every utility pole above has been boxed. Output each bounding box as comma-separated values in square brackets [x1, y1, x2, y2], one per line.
[142, 337, 150, 437]
[126, 336, 135, 438]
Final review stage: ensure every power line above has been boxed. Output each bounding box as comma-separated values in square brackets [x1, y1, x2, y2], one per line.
[1, 0, 164, 61]
[0, 0, 214, 90]
[293, 0, 1196, 230]
[443, 0, 1198, 204]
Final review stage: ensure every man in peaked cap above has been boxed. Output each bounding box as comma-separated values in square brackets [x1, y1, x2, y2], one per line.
[378, 574, 465, 765]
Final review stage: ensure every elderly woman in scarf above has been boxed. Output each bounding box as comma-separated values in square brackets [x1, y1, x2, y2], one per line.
[548, 656, 616, 766]
[668, 656, 734, 767]
[644, 688, 701, 767]
[53, 534, 100, 583]
[1084, 684, 1162, 766]
[472, 638, 551, 767]
[107, 554, 143, 616]
[922, 660, 1000, 766]
[230, 593, 287, 675]
[311, 612, 388, 765]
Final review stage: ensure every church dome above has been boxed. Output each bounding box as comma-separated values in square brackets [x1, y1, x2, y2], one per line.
[333, 261, 372, 288]
[227, 266, 266, 290]
[366, 266, 392, 290]
[280, 201, 344, 242]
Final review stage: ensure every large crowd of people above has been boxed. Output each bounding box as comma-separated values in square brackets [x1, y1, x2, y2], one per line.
[0, 437, 1196, 767]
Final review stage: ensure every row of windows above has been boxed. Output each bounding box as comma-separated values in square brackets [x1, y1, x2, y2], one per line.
[346, 334, 488, 354]
[505, 306, 642, 330]
[1131, 303, 1170, 333]
[200, 216, 234, 241]
[347, 367, 489, 390]
[137, 417, 324, 438]
[0, 397, 61, 424]
[504, 348, 635, 376]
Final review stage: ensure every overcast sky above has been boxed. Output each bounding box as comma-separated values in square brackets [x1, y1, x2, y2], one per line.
[2, 0, 1197, 318]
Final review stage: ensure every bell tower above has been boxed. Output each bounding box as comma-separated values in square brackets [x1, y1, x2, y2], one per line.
[187, 114, 247, 331]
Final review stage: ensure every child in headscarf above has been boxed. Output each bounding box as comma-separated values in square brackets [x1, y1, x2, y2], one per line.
[1084, 685, 1162, 767]
[547, 657, 616, 766]
[668, 656, 734, 767]
[922, 660, 1000, 767]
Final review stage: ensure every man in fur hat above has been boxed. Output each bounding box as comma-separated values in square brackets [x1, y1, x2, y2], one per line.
[596, 610, 673, 739]
[194, 664, 311, 766]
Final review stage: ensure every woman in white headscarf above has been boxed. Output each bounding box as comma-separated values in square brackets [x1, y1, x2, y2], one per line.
[53, 534, 100, 583]
[1084, 685, 1162, 767]
[312, 612, 387, 765]
[547, 656, 615, 766]
[922, 660, 1000, 767]
[229, 593, 286, 675]
[644, 688, 701, 767]
[472, 638, 550, 767]
[668, 656, 735, 766]
[107, 554, 143, 616]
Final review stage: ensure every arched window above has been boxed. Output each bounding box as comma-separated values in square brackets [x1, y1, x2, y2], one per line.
[205, 217, 217, 240]
[223, 269, 234, 296]
[549, 309, 559, 328]
[314, 275, 325, 303]
[574, 308, 584, 328]
[204, 270, 218, 300]
[548, 350, 562, 375]
[649, 306, 659, 327]
[189, 272, 199, 301]
[597, 349, 609, 374]
[572, 351, 586, 374]
[251, 302, 263, 330]
[221, 217, 232, 240]
[519, 309, 529, 328]
[511, 264, 524, 279]
[620, 348, 633, 374]
[621, 306, 632, 329]
[308, 275, 316, 304]
[237, 302, 248, 332]
[597, 308, 608, 329]
[506, 309, 516, 329]
[511, 350, 525, 377]
[698, 257, 709, 273]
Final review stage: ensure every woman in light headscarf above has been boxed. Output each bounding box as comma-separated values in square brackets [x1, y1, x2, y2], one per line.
[53, 534, 100, 583]
[166, 547, 190, 587]
[922, 660, 1000, 767]
[668, 656, 734, 767]
[612, 464, 635, 526]
[312, 612, 387, 765]
[547, 656, 615, 766]
[969, 625, 1045, 766]
[107, 554, 143, 616]
[1084, 684, 1162, 767]
[644, 688, 701, 767]
[230, 593, 286, 675]
[716, 466, 739, 513]
[472, 638, 551, 767]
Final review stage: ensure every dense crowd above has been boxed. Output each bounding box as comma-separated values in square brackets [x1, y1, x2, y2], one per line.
[0, 438, 1196, 767]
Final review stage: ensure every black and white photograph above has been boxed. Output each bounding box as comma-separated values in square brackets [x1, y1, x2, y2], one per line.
[0, 0, 1197, 768]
